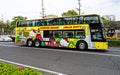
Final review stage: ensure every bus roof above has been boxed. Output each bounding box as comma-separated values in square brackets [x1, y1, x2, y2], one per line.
[18, 14, 100, 22]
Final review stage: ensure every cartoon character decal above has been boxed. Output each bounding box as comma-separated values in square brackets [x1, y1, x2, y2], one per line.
[29, 29, 36, 37]
[43, 38, 77, 48]
[60, 39, 69, 47]
[28, 28, 78, 48]
[16, 28, 78, 48]
[36, 28, 43, 41]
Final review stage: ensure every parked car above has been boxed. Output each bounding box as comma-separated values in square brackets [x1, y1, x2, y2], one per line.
[0, 35, 12, 42]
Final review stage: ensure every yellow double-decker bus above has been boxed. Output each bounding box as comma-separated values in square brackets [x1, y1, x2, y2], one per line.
[15, 14, 108, 50]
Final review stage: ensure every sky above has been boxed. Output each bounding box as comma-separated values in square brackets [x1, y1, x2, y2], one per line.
[0, 0, 120, 21]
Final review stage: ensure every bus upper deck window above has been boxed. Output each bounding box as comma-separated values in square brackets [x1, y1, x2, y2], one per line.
[59, 18, 65, 25]
[20, 22, 27, 27]
[36, 20, 42, 26]
[41, 20, 47, 25]
[52, 18, 58, 25]
[64, 18, 72, 25]
[78, 16, 83, 24]
[73, 17, 79, 24]
[29, 21, 35, 26]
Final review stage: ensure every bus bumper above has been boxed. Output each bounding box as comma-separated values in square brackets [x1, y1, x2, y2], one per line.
[94, 42, 108, 50]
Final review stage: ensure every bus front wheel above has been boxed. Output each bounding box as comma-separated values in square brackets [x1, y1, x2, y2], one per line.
[77, 40, 88, 50]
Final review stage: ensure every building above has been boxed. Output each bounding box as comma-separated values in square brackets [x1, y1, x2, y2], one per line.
[44, 14, 58, 18]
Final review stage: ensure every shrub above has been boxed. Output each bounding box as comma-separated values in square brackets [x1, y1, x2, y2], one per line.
[108, 40, 120, 47]
[0, 62, 43, 75]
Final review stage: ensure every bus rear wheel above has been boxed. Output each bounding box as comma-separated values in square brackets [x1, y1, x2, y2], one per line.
[77, 40, 88, 50]
[27, 39, 33, 47]
[34, 40, 41, 47]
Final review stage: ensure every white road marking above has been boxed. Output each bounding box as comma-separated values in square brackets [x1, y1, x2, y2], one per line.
[0, 44, 120, 58]
[0, 44, 18, 47]
[0, 59, 67, 75]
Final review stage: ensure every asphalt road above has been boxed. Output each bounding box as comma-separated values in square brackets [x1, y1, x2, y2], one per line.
[0, 42, 120, 75]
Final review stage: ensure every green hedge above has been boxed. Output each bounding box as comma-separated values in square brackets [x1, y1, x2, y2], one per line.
[108, 40, 120, 47]
[0, 62, 43, 75]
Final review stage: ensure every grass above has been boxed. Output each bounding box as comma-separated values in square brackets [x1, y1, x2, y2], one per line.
[0, 62, 44, 75]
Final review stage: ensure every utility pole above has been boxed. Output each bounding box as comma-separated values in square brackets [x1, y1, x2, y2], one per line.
[78, 0, 81, 15]
[41, 0, 45, 18]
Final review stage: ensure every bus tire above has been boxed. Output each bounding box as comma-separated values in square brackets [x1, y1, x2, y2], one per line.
[27, 39, 33, 47]
[76, 40, 88, 50]
[34, 39, 41, 47]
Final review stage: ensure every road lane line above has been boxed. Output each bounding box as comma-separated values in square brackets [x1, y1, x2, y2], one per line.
[0, 44, 18, 47]
[0, 59, 67, 75]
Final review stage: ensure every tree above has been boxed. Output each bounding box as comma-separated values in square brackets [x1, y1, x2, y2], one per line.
[11, 16, 27, 31]
[0, 16, 27, 35]
[4, 20, 11, 34]
[0, 20, 3, 29]
[102, 17, 119, 29]
[62, 10, 78, 17]
[12, 16, 27, 21]
[0, 20, 5, 34]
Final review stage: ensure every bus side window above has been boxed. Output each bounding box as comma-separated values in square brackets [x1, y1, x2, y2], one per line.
[65, 17, 72, 25]
[59, 18, 65, 25]
[47, 19, 52, 25]
[78, 16, 83, 24]
[52, 18, 58, 25]
[29, 21, 35, 26]
[36, 20, 42, 26]
[75, 30, 85, 39]
[41, 20, 47, 26]
[53, 31, 62, 38]
[73, 16, 83, 24]
[63, 31, 74, 38]
[73, 17, 79, 24]
[43, 30, 53, 38]
[20, 22, 27, 27]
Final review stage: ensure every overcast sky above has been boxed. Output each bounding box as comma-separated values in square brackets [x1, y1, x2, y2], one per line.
[0, 0, 120, 21]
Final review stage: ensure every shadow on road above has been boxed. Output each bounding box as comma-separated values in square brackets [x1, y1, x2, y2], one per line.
[20, 45, 108, 53]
